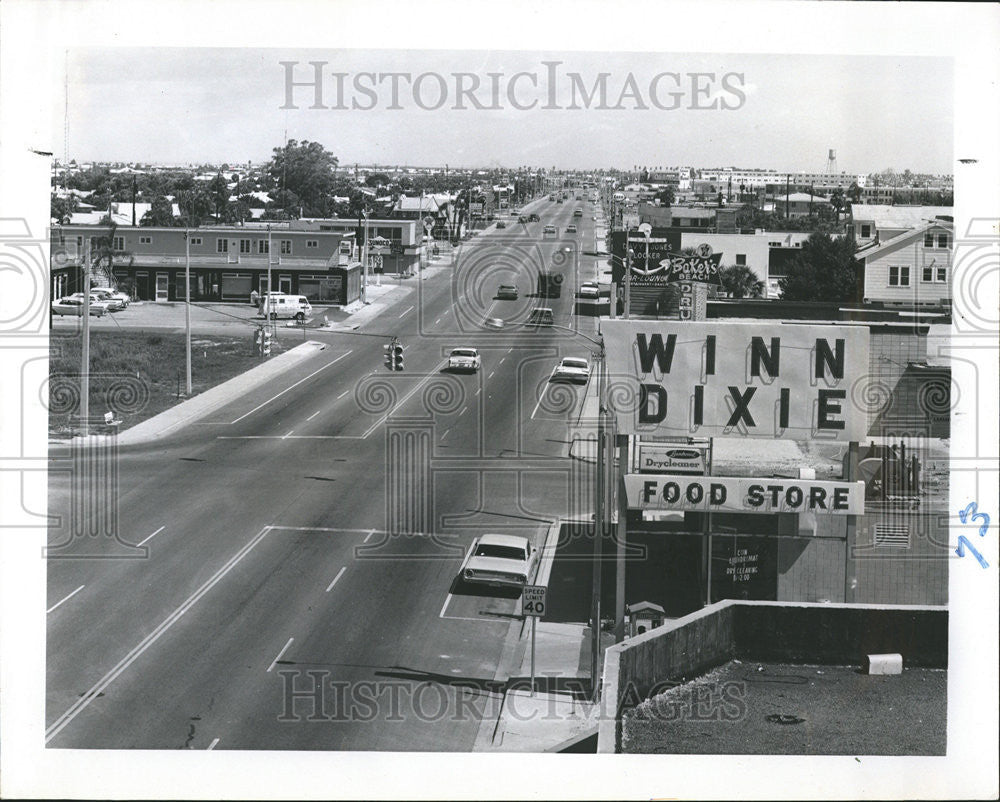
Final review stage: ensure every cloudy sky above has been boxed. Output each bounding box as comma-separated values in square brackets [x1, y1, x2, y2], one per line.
[61, 48, 952, 174]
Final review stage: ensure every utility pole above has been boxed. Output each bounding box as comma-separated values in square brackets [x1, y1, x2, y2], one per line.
[590, 344, 608, 702]
[184, 229, 192, 396]
[266, 224, 273, 330]
[362, 208, 369, 303]
[80, 238, 91, 436]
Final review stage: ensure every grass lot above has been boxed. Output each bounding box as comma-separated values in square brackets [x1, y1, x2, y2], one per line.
[49, 330, 289, 436]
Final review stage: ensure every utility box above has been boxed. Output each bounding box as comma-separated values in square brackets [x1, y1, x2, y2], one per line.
[627, 601, 666, 638]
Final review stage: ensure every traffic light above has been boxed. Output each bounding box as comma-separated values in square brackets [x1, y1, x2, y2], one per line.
[392, 342, 404, 371]
[262, 329, 272, 356]
[254, 327, 263, 355]
[384, 341, 394, 370]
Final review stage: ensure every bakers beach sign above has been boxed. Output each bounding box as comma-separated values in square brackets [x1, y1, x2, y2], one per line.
[601, 320, 870, 441]
[617, 236, 722, 286]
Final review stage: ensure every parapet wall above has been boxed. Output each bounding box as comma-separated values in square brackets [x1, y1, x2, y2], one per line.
[597, 600, 948, 753]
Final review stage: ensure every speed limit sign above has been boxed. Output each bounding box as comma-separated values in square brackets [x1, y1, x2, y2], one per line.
[522, 585, 546, 617]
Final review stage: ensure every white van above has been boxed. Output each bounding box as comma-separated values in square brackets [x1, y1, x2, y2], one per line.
[261, 294, 312, 321]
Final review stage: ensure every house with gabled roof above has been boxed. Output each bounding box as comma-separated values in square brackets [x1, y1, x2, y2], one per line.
[860, 219, 952, 306]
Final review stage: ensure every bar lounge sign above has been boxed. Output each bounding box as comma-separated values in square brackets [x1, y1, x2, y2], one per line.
[601, 320, 870, 441]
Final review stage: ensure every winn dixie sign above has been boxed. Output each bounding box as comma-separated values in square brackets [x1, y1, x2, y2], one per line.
[601, 321, 869, 441]
[625, 474, 866, 516]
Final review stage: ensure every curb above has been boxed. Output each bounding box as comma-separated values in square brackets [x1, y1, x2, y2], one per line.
[54, 340, 329, 448]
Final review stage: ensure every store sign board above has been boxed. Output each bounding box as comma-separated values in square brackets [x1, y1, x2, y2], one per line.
[624, 474, 866, 516]
[601, 320, 869, 441]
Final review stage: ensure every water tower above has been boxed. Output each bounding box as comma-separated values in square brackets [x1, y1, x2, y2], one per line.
[827, 148, 838, 174]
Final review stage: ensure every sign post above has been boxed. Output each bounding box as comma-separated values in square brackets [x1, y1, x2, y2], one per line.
[522, 585, 546, 697]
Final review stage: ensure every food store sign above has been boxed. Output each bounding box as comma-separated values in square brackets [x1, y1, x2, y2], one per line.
[625, 474, 865, 515]
[601, 320, 869, 441]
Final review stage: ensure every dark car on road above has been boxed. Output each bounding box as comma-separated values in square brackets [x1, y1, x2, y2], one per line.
[497, 284, 519, 300]
[529, 213, 540, 222]
[496, 220, 506, 229]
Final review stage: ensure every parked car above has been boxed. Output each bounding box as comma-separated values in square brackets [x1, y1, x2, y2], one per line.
[566, 224, 578, 234]
[86, 289, 127, 311]
[90, 286, 131, 308]
[552, 357, 591, 384]
[578, 281, 600, 299]
[68, 292, 118, 312]
[496, 284, 519, 300]
[260, 294, 312, 321]
[518, 215, 528, 224]
[543, 224, 556, 235]
[496, 220, 507, 229]
[52, 296, 108, 316]
[574, 209, 583, 218]
[529, 213, 540, 222]
[448, 347, 481, 372]
[460, 534, 533, 588]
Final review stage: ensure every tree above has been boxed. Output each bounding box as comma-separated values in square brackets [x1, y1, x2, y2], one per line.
[655, 186, 675, 206]
[267, 139, 339, 217]
[141, 195, 176, 227]
[208, 173, 230, 221]
[777, 232, 861, 303]
[176, 187, 213, 226]
[51, 193, 78, 223]
[718, 264, 764, 299]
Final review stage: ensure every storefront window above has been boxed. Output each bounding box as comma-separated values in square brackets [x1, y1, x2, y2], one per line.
[298, 275, 343, 303]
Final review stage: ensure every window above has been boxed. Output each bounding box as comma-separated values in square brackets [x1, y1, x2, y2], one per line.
[113, 236, 124, 251]
[259, 239, 269, 254]
[937, 267, 947, 282]
[217, 239, 228, 253]
[280, 240, 292, 255]
[306, 240, 318, 248]
[190, 236, 202, 245]
[769, 241, 781, 247]
[888, 266, 910, 287]
[937, 233, 949, 248]
[139, 235, 152, 244]
[239, 239, 252, 254]
[735, 254, 746, 266]
[924, 232, 934, 247]
[860, 224, 872, 238]
[922, 267, 933, 282]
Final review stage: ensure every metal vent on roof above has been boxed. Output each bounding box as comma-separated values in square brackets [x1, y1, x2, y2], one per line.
[874, 522, 910, 548]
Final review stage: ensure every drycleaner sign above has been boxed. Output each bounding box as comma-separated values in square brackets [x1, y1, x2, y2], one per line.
[601, 320, 869, 441]
[625, 474, 866, 516]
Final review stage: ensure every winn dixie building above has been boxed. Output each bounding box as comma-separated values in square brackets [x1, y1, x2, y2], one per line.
[600, 319, 949, 616]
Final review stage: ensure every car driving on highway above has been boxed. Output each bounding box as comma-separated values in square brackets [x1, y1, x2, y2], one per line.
[551, 357, 590, 384]
[496, 284, 519, 300]
[460, 534, 533, 588]
[448, 347, 481, 372]
[578, 281, 600, 298]
[566, 224, 577, 234]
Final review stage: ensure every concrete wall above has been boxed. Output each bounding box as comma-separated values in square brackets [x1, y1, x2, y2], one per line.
[598, 600, 948, 752]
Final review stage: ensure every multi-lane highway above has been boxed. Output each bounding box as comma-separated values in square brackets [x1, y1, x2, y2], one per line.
[46, 192, 606, 750]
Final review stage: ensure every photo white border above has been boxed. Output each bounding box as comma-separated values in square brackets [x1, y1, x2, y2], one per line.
[1, 1, 997, 799]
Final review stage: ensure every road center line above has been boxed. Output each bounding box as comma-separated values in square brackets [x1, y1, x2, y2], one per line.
[47, 585, 84, 614]
[531, 375, 557, 420]
[458, 406, 467, 416]
[267, 637, 295, 672]
[45, 526, 273, 744]
[207, 738, 220, 750]
[306, 409, 322, 421]
[282, 429, 294, 439]
[136, 525, 165, 547]
[488, 370, 495, 378]
[361, 359, 448, 438]
[230, 351, 352, 424]
[398, 305, 414, 318]
[325, 567, 347, 592]
[362, 529, 376, 544]
[336, 390, 350, 400]
[441, 428, 450, 440]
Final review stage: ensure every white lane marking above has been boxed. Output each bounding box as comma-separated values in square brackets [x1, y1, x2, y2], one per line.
[207, 738, 220, 750]
[136, 525, 165, 547]
[530, 380, 553, 420]
[363, 529, 376, 544]
[398, 305, 414, 318]
[498, 357, 505, 365]
[439, 593, 453, 618]
[360, 359, 448, 438]
[231, 351, 352, 424]
[282, 429, 294, 439]
[458, 406, 467, 416]
[434, 317, 441, 325]
[325, 567, 347, 592]
[267, 637, 295, 672]
[217, 435, 341, 440]
[441, 428, 450, 440]
[45, 526, 273, 744]
[47, 585, 84, 614]
[488, 370, 495, 378]
[306, 409, 322, 421]
[336, 390, 350, 400]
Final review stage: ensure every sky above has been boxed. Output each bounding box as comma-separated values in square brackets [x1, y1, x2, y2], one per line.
[61, 48, 953, 174]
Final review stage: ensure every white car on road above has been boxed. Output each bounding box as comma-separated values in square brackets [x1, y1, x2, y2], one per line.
[91, 286, 131, 308]
[578, 281, 600, 299]
[51, 296, 109, 317]
[448, 347, 481, 372]
[551, 357, 591, 384]
[461, 534, 534, 588]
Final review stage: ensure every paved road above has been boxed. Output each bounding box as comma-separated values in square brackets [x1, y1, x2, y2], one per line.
[46, 194, 607, 750]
